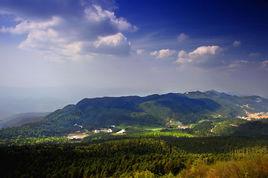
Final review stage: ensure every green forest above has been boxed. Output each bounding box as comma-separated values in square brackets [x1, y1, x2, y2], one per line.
[1, 136, 267, 178]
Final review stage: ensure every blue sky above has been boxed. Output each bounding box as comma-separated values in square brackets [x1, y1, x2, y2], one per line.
[0, 0, 267, 116]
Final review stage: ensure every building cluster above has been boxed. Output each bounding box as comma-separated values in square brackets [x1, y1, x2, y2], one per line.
[239, 111, 268, 121]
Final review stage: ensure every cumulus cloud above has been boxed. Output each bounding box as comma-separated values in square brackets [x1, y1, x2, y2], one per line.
[233, 40, 241, 47]
[176, 45, 221, 64]
[85, 5, 137, 31]
[150, 49, 176, 59]
[94, 33, 127, 47]
[92, 33, 130, 55]
[19, 28, 61, 49]
[0, 1, 136, 60]
[177, 33, 189, 42]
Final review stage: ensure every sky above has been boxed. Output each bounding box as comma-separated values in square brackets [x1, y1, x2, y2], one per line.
[0, 0, 268, 116]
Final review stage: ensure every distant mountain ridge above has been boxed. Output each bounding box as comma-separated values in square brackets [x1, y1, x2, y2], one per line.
[0, 90, 268, 138]
[186, 90, 268, 115]
[0, 112, 49, 129]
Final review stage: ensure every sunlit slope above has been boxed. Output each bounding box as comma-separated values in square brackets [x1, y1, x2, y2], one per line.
[1, 91, 268, 138]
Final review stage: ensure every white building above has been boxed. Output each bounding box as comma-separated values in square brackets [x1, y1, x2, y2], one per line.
[93, 128, 113, 133]
[116, 129, 126, 134]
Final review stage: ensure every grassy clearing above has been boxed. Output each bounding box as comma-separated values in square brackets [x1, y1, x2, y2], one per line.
[129, 130, 193, 138]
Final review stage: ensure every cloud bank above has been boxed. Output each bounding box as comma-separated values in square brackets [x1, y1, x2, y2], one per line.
[0, 1, 136, 60]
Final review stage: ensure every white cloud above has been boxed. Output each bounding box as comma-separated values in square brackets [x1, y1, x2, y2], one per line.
[84, 5, 137, 31]
[150, 49, 176, 59]
[177, 50, 188, 63]
[177, 33, 189, 42]
[176, 45, 221, 64]
[19, 28, 61, 49]
[233, 40, 241, 47]
[92, 33, 130, 55]
[94, 33, 128, 47]
[18, 28, 85, 60]
[189, 45, 221, 57]
[0, 16, 61, 34]
[0, 4, 136, 60]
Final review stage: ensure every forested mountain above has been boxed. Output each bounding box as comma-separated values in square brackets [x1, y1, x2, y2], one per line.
[1, 91, 268, 177]
[0, 91, 268, 139]
[186, 90, 268, 116]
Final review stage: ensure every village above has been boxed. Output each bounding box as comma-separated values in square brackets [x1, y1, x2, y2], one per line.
[239, 111, 268, 121]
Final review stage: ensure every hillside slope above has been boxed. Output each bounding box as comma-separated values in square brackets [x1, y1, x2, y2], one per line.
[0, 91, 267, 138]
[0, 112, 49, 129]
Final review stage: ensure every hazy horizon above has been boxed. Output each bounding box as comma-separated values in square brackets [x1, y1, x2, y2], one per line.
[0, 87, 267, 119]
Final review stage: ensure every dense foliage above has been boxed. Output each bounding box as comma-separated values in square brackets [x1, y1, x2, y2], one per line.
[0, 136, 267, 178]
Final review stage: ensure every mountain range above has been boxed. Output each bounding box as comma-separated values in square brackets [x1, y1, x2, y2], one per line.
[1, 90, 268, 139]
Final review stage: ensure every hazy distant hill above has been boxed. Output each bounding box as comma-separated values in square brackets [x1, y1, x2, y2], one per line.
[0, 91, 268, 138]
[186, 90, 268, 116]
[0, 112, 49, 129]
